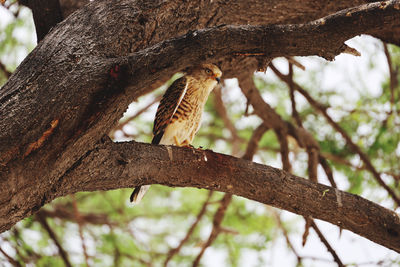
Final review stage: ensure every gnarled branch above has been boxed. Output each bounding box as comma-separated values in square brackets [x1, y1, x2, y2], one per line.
[51, 137, 400, 253]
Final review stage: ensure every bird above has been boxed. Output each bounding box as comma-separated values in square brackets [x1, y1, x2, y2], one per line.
[130, 63, 222, 203]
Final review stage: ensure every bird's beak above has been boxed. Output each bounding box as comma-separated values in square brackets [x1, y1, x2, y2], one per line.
[215, 77, 221, 83]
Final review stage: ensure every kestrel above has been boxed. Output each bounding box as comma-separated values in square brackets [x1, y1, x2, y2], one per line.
[130, 63, 222, 203]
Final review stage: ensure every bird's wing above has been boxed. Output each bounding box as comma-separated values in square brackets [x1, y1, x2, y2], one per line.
[152, 76, 188, 145]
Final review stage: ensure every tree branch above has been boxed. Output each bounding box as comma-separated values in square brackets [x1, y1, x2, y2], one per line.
[242, 123, 269, 160]
[192, 194, 232, 267]
[58, 0, 89, 18]
[383, 42, 398, 114]
[36, 137, 400, 253]
[271, 210, 303, 265]
[0, 61, 11, 79]
[71, 195, 90, 267]
[19, 0, 63, 42]
[35, 212, 72, 267]
[213, 87, 243, 155]
[0, 246, 21, 267]
[164, 191, 213, 266]
[311, 220, 344, 267]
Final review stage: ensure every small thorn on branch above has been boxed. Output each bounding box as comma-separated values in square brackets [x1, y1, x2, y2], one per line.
[342, 44, 361, 57]
[286, 57, 306, 71]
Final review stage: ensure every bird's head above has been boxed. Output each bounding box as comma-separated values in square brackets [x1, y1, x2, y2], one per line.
[188, 63, 222, 90]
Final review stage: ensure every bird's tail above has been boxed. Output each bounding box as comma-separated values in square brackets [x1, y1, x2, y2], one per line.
[130, 185, 150, 204]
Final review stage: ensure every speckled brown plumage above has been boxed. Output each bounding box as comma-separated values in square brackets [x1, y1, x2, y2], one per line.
[130, 63, 222, 203]
[152, 76, 188, 145]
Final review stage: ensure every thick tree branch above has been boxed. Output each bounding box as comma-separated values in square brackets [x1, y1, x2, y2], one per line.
[120, 0, 400, 87]
[19, 0, 63, 42]
[43, 137, 400, 253]
[20, 0, 400, 46]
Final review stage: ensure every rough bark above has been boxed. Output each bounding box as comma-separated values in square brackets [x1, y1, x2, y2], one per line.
[51, 137, 400, 253]
[25, 0, 400, 45]
[1, 0, 400, 252]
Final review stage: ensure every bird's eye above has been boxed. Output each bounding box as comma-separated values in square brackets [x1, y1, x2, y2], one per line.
[205, 68, 212, 75]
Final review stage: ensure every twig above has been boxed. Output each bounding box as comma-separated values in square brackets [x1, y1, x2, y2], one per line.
[342, 46, 361, 57]
[36, 212, 73, 267]
[275, 128, 292, 172]
[280, 61, 333, 248]
[311, 220, 344, 267]
[240, 72, 315, 153]
[239, 75, 285, 130]
[286, 57, 306, 71]
[307, 147, 319, 183]
[116, 249, 153, 267]
[10, 228, 31, 263]
[238, 73, 293, 172]
[287, 62, 303, 127]
[271, 210, 302, 265]
[111, 95, 161, 138]
[242, 123, 269, 160]
[164, 191, 213, 266]
[305, 146, 318, 246]
[319, 156, 338, 188]
[213, 86, 244, 156]
[321, 151, 363, 171]
[0, 1, 20, 17]
[39, 205, 112, 225]
[383, 43, 397, 113]
[191, 119, 266, 266]
[321, 151, 399, 181]
[71, 195, 91, 267]
[0, 246, 22, 267]
[0, 61, 11, 79]
[192, 194, 232, 267]
[219, 227, 239, 235]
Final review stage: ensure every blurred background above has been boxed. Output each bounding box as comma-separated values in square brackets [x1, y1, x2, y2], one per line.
[0, 1, 400, 266]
